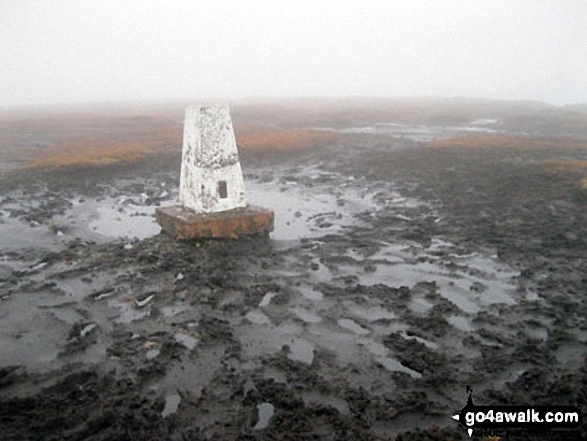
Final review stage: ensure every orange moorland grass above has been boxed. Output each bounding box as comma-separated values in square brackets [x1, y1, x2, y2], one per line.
[24, 124, 338, 170]
[427, 134, 587, 150]
[24, 122, 183, 170]
[234, 126, 340, 151]
[28, 141, 155, 168]
[543, 160, 587, 189]
[429, 134, 587, 188]
[543, 159, 587, 175]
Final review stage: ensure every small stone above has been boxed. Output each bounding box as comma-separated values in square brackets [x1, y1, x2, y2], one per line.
[135, 294, 154, 307]
[80, 323, 97, 338]
[146, 349, 160, 359]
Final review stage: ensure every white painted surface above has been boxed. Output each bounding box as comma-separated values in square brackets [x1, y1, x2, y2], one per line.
[179, 105, 246, 213]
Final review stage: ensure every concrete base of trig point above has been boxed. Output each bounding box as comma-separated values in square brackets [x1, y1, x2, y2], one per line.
[156, 205, 274, 239]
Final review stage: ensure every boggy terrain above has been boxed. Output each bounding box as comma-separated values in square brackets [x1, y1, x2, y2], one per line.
[0, 101, 586, 440]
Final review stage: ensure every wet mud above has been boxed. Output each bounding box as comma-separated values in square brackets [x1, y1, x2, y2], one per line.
[0, 124, 586, 440]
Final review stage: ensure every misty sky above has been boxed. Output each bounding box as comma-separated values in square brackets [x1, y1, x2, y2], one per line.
[1, 0, 586, 107]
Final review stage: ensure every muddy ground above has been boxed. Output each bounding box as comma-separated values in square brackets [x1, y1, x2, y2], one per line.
[0, 111, 586, 440]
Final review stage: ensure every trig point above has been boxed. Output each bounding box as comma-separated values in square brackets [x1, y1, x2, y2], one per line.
[156, 105, 274, 239]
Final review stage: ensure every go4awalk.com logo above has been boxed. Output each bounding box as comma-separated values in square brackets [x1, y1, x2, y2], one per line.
[452, 387, 583, 438]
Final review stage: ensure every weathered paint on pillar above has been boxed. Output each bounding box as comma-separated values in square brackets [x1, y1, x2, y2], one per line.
[179, 105, 246, 213]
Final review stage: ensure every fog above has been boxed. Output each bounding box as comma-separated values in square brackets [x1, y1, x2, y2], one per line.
[1, 0, 586, 107]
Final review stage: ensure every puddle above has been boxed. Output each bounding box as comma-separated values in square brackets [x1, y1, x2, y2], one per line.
[447, 315, 475, 332]
[239, 320, 305, 362]
[386, 196, 426, 209]
[307, 265, 334, 285]
[110, 300, 150, 324]
[335, 252, 516, 314]
[0, 216, 64, 251]
[50, 308, 86, 325]
[246, 181, 342, 241]
[313, 121, 499, 142]
[254, 402, 274, 430]
[299, 286, 323, 301]
[525, 290, 540, 301]
[292, 307, 322, 323]
[345, 248, 365, 262]
[287, 338, 314, 364]
[301, 323, 369, 362]
[246, 175, 377, 241]
[240, 231, 516, 379]
[345, 261, 438, 288]
[161, 305, 188, 317]
[174, 332, 200, 350]
[88, 203, 160, 239]
[363, 241, 410, 262]
[465, 254, 518, 279]
[47, 197, 163, 241]
[337, 318, 370, 335]
[0, 281, 84, 370]
[161, 392, 181, 418]
[245, 309, 271, 325]
[524, 326, 548, 342]
[437, 282, 482, 314]
[0, 191, 165, 249]
[0, 329, 61, 370]
[409, 297, 435, 314]
[364, 341, 422, 378]
[345, 303, 396, 322]
[427, 238, 455, 252]
[57, 276, 112, 301]
[308, 259, 332, 283]
[270, 269, 303, 278]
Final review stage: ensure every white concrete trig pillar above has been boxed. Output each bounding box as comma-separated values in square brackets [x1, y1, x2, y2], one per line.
[179, 105, 246, 213]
